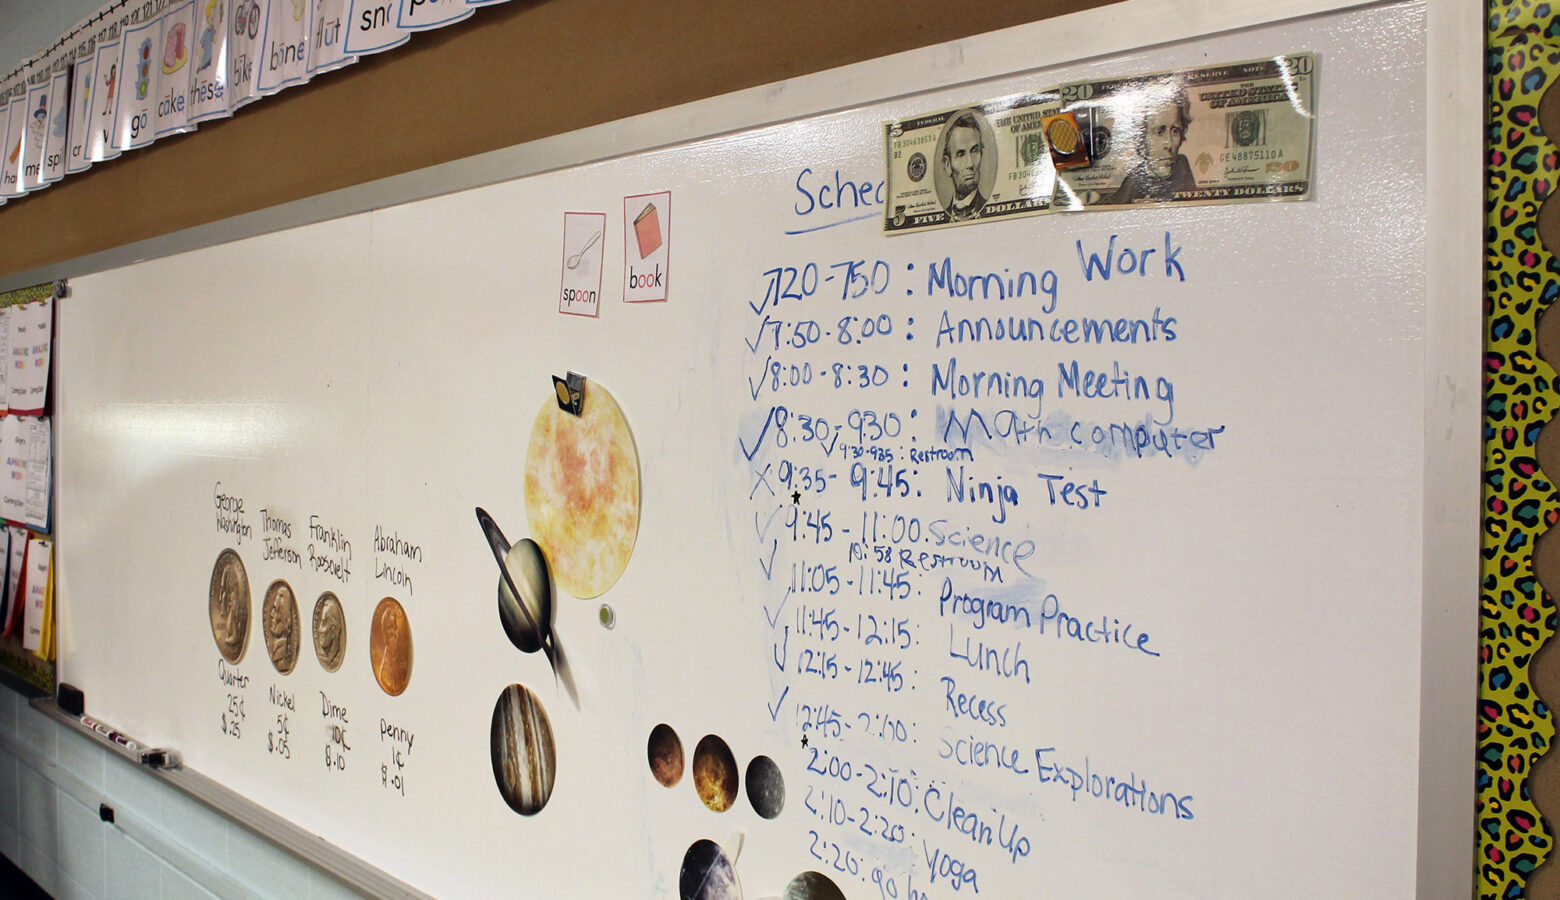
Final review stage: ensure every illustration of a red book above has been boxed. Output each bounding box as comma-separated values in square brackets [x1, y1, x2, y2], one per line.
[634, 202, 662, 259]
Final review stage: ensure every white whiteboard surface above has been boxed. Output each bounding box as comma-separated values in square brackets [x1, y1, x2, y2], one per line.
[53, 0, 1479, 897]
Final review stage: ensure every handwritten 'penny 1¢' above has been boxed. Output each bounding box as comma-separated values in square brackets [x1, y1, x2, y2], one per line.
[208, 549, 250, 664]
[262, 579, 301, 675]
[312, 591, 346, 673]
[369, 597, 413, 696]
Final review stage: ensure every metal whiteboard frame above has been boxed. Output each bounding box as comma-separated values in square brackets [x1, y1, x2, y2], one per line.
[8, 0, 1480, 897]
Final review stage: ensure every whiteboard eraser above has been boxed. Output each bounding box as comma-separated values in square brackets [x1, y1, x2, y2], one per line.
[57, 683, 83, 717]
[140, 748, 182, 769]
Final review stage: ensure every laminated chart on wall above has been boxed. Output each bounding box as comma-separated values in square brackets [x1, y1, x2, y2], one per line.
[254, 0, 311, 94]
[308, 0, 353, 75]
[9, 298, 53, 417]
[65, 52, 97, 175]
[111, 0, 197, 150]
[61, 3, 126, 176]
[40, 67, 70, 186]
[342, 0, 411, 55]
[0, 86, 28, 200]
[397, 0, 472, 31]
[18, 82, 52, 194]
[0, 0, 524, 194]
[85, 27, 128, 165]
[153, 0, 197, 137]
[22, 536, 52, 658]
[228, 0, 272, 109]
[188, 0, 231, 122]
[110, 12, 158, 150]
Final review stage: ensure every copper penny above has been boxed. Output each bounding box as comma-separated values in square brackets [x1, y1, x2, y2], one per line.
[369, 597, 413, 696]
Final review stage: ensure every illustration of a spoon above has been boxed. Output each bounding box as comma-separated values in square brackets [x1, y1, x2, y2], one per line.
[566, 230, 602, 269]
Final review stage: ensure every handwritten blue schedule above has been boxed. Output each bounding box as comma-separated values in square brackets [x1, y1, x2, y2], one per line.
[730, 216, 1217, 896]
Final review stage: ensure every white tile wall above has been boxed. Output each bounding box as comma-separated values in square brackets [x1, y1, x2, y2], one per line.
[17, 763, 58, 860]
[104, 829, 160, 899]
[55, 729, 103, 794]
[0, 688, 371, 900]
[55, 793, 104, 897]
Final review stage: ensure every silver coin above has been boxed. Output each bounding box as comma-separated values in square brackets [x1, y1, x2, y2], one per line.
[312, 591, 346, 673]
[208, 549, 250, 664]
[262, 579, 301, 675]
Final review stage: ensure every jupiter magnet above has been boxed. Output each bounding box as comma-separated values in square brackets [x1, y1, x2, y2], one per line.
[490, 683, 557, 815]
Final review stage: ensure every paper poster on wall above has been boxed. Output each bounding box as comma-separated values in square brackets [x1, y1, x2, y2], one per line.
[86, 41, 126, 163]
[559, 212, 605, 317]
[622, 191, 670, 303]
[0, 310, 12, 416]
[308, 0, 354, 74]
[228, 0, 270, 109]
[1, 418, 25, 525]
[25, 300, 50, 416]
[188, 0, 231, 123]
[152, 1, 197, 138]
[20, 536, 50, 655]
[0, 91, 28, 199]
[24, 419, 50, 532]
[111, 16, 161, 150]
[0, 528, 13, 630]
[39, 541, 53, 661]
[343, 0, 410, 55]
[5, 526, 24, 629]
[3, 532, 24, 639]
[397, 0, 472, 30]
[40, 70, 70, 185]
[18, 83, 53, 193]
[65, 58, 97, 174]
[255, 0, 312, 94]
[9, 299, 51, 416]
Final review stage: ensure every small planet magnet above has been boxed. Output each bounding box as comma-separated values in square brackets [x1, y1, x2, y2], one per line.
[784, 871, 845, 900]
[744, 755, 784, 819]
[692, 735, 738, 813]
[476, 508, 558, 664]
[679, 839, 741, 900]
[648, 723, 684, 788]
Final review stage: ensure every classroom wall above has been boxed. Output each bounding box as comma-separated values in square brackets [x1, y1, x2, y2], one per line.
[0, 1, 1108, 895]
[0, 0, 1110, 281]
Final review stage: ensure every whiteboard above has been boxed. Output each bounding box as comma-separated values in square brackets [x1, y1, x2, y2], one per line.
[53, 0, 1479, 897]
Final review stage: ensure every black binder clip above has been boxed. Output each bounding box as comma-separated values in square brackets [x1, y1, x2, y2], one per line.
[552, 371, 586, 416]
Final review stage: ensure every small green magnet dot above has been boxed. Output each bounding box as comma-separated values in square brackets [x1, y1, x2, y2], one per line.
[599, 604, 615, 628]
